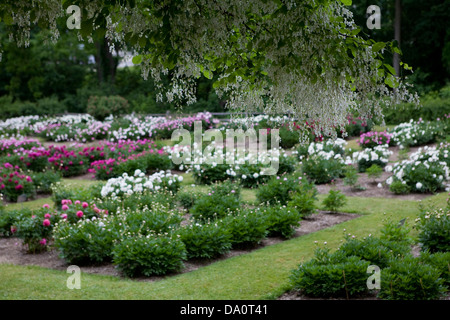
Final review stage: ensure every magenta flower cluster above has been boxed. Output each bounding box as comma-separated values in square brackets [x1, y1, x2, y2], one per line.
[358, 131, 391, 149]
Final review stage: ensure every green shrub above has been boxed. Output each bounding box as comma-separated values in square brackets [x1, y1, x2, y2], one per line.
[301, 155, 345, 184]
[322, 189, 347, 213]
[53, 215, 123, 265]
[222, 209, 268, 248]
[415, 207, 450, 253]
[287, 179, 318, 218]
[51, 182, 103, 209]
[123, 204, 183, 235]
[261, 205, 301, 239]
[338, 235, 411, 269]
[177, 221, 232, 259]
[256, 174, 301, 205]
[112, 234, 187, 277]
[87, 95, 130, 121]
[176, 190, 203, 210]
[290, 247, 371, 298]
[419, 251, 450, 287]
[343, 165, 365, 191]
[389, 180, 411, 195]
[0, 164, 36, 202]
[190, 183, 241, 222]
[142, 152, 173, 172]
[380, 218, 413, 245]
[366, 164, 383, 183]
[0, 208, 31, 237]
[279, 125, 300, 149]
[15, 207, 61, 253]
[378, 256, 447, 300]
[96, 189, 175, 214]
[31, 170, 61, 194]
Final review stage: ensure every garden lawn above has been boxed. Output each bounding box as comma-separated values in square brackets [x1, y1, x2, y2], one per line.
[1, 191, 446, 300]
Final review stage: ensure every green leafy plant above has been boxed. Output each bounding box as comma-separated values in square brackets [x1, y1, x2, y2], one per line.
[388, 180, 411, 195]
[287, 179, 318, 218]
[112, 234, 187, 277]
[256, 174, 302, 205]
[190, 182, 241, 222]
[14, 207, 61, 253]
[322, 189, 347, 213]
[87, 95, 130, 121]
[261, 205, 301, 239]
[290, 247, 371, 298]
[222, 208, 268, 248]
[343, 165, 365, 191]
[53, 214, 123, 265]
[31, 170, 62, 194]
[378, 256, 447, 300]
[366, 164, 383, 183]
[415, 207, 450, 253]
[177, 221, 232, 259]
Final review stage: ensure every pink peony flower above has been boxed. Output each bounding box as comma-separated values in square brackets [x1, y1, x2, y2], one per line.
[74, 200, 81, 205]
[43, 219, 51, 227]
[61, 213, 68, 219]
[76, 211, 84, 218]
[61, 199, 69, 205]
[61, 204, 69, 211]
[44, 213, 51, 218]
[82, 202, 89, 208]
[39, 238, 47, 246]
[43, 203, 50, 209]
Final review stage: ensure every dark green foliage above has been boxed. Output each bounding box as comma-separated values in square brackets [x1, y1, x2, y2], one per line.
[287, 179, 318, 218]
[177, 221, 232, 259]
[53, 217, 123, 265]
[86, 95, 130, 121]
[322, 189, 347, 213]
[290, 247, 371, 298]
[416, 208, 450, 253]
[378, 256, 447, 300]
[123, 205, 183, 236]
[112, 234, 187, 277]
[389, 180, 411, 195]
[419, 251, 450, 287]
[0, 208, 31, 237]
[338, 236, 411, 269]
[31, 170, 61, 194]
[190, 181, 241, 222]
[222, 209, 268, 248]
[256, 174, 301, 205]
[301, 156, 345, 184]
[261, 205, 301, 239]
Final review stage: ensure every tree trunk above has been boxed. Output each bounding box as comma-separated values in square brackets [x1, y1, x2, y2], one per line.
[393, 0, 401, 77]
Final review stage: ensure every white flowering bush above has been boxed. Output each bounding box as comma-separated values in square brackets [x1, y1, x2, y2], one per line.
[100, 169, 183, 198]
[385, 146, 450, 193]
[352, 145, 392, 172]
[300, 139, 352, 184]
[389, 119, 440, 148]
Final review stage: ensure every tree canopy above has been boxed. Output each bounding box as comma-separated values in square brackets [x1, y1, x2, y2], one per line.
[0, 0, 419, 138]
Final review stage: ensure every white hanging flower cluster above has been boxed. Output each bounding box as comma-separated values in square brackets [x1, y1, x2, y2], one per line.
[1, 0, 420, 137]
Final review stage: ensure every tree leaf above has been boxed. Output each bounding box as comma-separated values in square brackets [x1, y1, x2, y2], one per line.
[132, 55, 143, 65]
